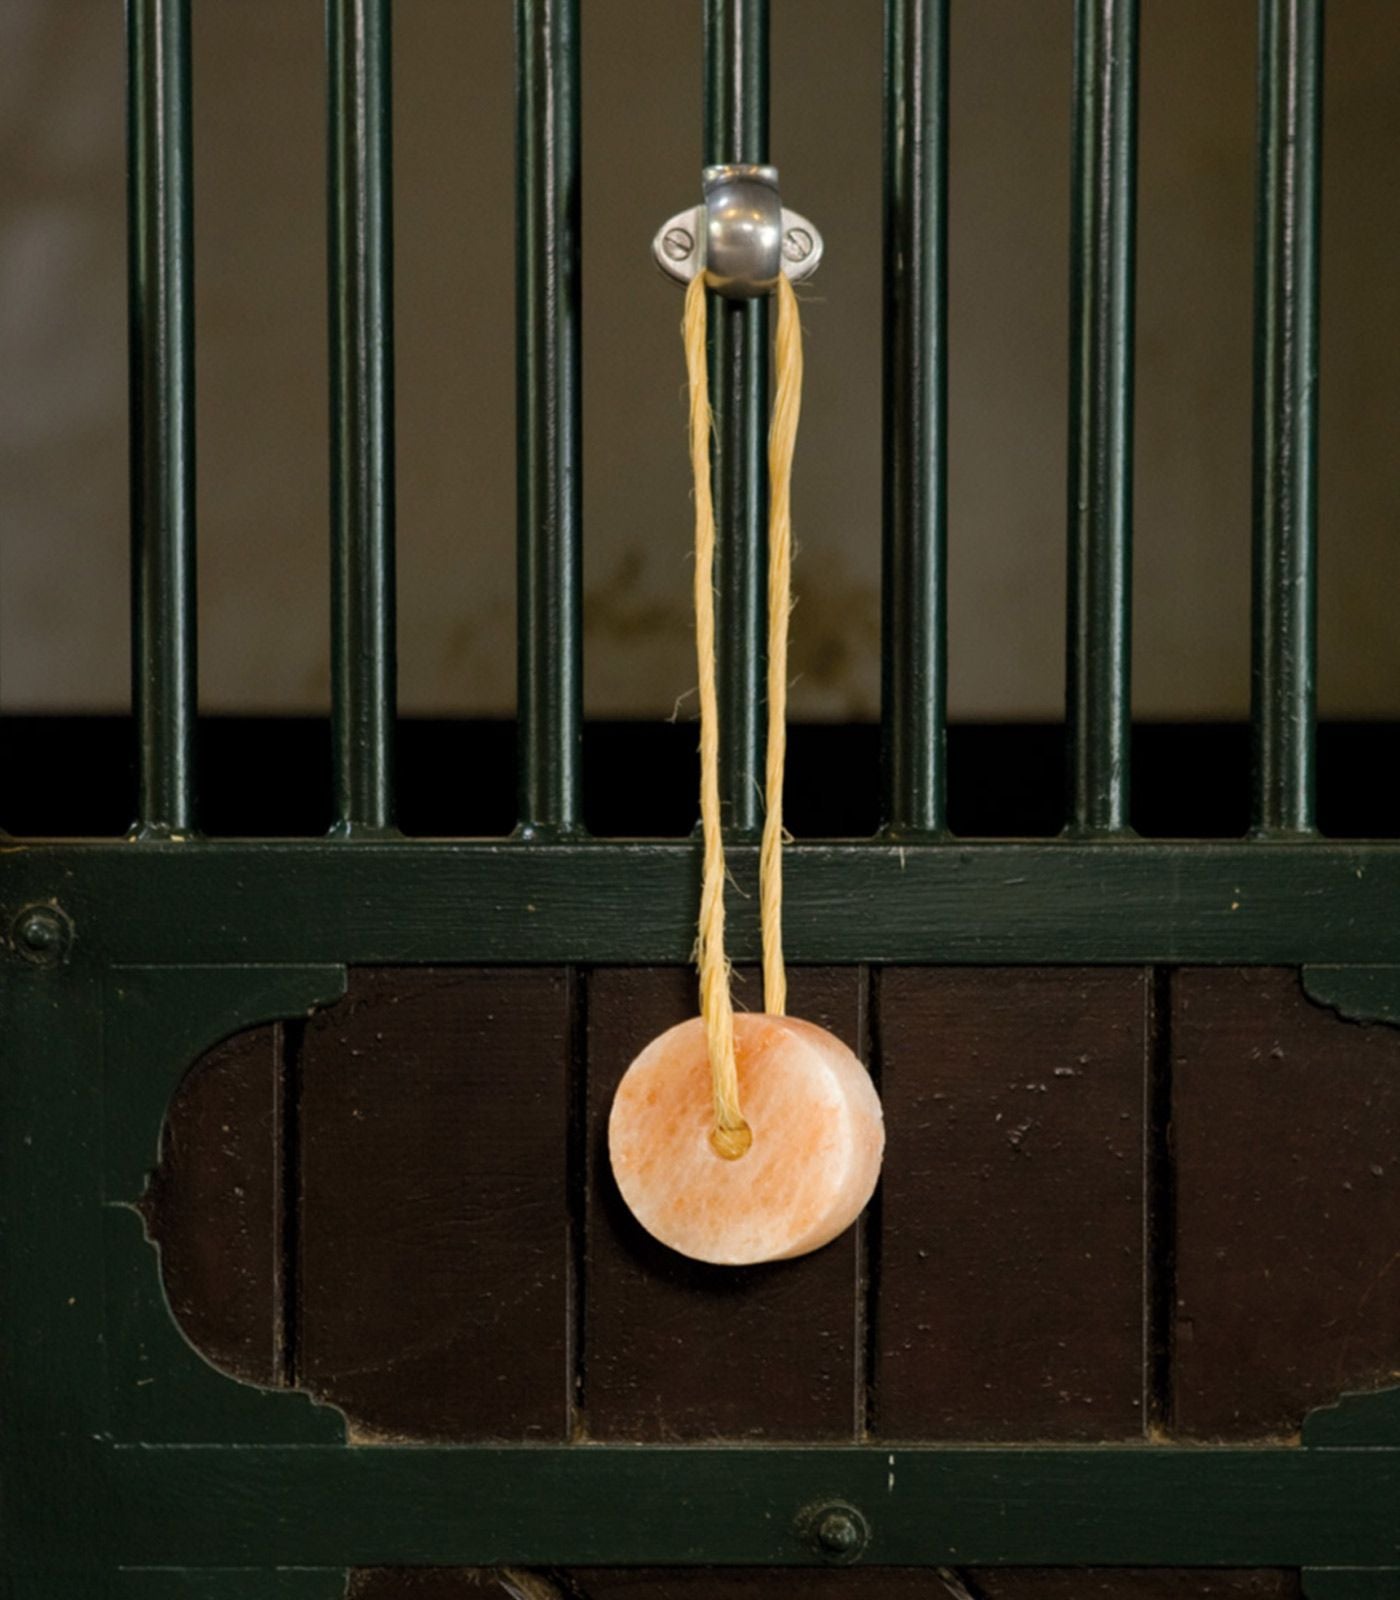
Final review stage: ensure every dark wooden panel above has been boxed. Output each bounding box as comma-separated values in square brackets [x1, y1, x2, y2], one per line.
[579, 1573, 952, 1597]
[585, 967, 866, 1440]
[1173, 967, 1400, 1437]
[973, 1574, 1300, 1599]
[875, 968, 1150, 1440]
[140, 1023, 284, 1388]
[349, 1573, 544, 1599]
[348, 1571, 1300, 1599]
[298, 968, 572, 1441]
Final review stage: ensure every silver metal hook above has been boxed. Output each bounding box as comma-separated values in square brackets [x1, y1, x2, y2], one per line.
[652, 163, 823, 298]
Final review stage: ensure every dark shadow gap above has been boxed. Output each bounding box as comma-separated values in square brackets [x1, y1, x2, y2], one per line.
[281, 1017, 307, 1392]
[862, 966, 885, 1439]
[567, 967, 589, 1441]
[1147, 967, 1177, 1434]
[2, 715, 1396, 840]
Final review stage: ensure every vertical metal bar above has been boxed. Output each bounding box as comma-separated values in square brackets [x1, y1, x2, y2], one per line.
[1065, 0, 1139, 838]
[128, 0, 197, 839]
[327, 0, 397, 837]
[880, 0, 950, 838]
[1251, 0, 1322, 837]
[516, 0, 583, 839]
[703, 0, 769, 839]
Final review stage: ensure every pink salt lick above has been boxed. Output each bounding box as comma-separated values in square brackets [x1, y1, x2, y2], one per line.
[609, 1012, 885, 1266]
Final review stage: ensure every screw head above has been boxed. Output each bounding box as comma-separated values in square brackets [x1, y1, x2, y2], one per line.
[662, 226, 695, 262]
[800, 1500, 869, 1565]
[818, 1511, 860, 1554]
[783, 226, 814, 263]
[13, 903, 72, 966]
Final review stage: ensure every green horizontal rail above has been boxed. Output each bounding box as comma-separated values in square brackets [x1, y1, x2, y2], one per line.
[9, 838, 1400, 966]
[1066, 0, 1139, 837]
[127, 0, 197, 840]
[704, 0, 769, 839]
[1251, 0, 1322, 837]
[515, 0, 583, 839]
[327, 0, 398, 838]
[108, 1579, 344, 1600]
[105, 1442, 1400, 1568]
[881, 0, 950, 837]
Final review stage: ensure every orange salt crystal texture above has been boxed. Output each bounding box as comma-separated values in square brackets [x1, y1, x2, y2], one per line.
[608, 1012, 885, 1266]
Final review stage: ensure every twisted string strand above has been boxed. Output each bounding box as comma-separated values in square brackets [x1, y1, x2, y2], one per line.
[683, 273, 746, 1159]
[761, 273, 802, 1018]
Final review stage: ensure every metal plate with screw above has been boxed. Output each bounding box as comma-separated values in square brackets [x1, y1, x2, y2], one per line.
[653, 204, 823, 291]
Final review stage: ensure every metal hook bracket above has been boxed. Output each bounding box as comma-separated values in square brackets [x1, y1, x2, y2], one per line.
[652, 163, 823, 298]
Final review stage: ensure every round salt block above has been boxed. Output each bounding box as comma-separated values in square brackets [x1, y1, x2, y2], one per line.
[608, 1013, 885, 1266]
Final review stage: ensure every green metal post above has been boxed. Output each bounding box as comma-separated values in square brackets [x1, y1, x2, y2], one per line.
[127, 0, 197, 840]
[515, 0, 583, 839]
[881, 0, 950, 838]
[704, 0, 769, 840]
[1251, 0, 1322, 837]
[1066, 0, 1139, 838]
[327, 0, 397, 838]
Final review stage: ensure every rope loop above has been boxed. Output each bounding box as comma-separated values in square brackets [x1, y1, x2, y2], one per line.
[682, 271, 804, 1159]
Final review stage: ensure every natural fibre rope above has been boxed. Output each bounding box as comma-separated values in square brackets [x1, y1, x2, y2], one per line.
[682, 270, 803, 1160]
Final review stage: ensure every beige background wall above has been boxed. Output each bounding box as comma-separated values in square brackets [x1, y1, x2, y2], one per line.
[2, 0, 1398, 719]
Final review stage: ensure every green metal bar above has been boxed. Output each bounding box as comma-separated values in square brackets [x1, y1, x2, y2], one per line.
[109, 1579, 347, 1600]
[106, 1441, 1400, 1568]
[515, 0, 583, 839]
[327, 0, 397, 838]
[703, 0, 769, 839]
[881, 0, 949, 838]
[0, 982, 105, 1584]
[1303, 1578, 1400, 1600]
[11, 838, 1400, 968]
[1066, 0, 1139, 837]
[127, 0, 197, 840]
[1251, 0, 1322, 837]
